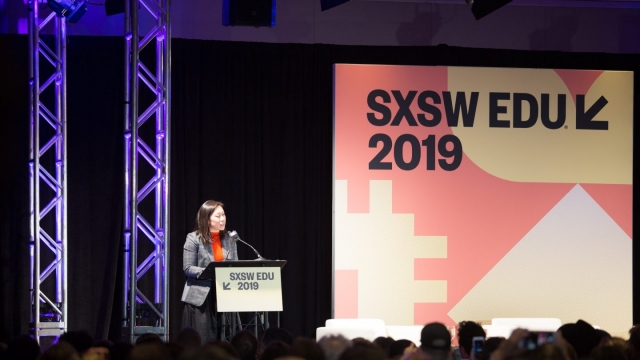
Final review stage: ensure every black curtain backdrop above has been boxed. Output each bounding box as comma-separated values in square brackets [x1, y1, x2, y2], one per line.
[1, 34, 639, 342]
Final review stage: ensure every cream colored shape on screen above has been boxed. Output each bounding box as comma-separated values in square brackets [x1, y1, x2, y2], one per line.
[449, 68, 632, 184]
[448, 184, 631, 335]
[335, 180, 447, 325]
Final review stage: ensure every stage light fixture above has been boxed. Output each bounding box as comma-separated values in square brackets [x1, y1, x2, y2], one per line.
[321, 0, 350, 12]
[105, 0, 124, 16]
[471, 0, 511, 20]
[222, 0, 276, 27]
[47, 0, 87, 23]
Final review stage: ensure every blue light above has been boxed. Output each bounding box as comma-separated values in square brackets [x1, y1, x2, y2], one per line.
[271, 0, 276, 27]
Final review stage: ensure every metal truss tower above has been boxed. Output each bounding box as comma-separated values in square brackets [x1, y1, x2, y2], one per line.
[28, 0, 68, 343]
[123, 0, 171, 342]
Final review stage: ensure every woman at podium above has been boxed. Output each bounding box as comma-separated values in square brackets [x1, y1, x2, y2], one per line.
[181, 200, 238, 341]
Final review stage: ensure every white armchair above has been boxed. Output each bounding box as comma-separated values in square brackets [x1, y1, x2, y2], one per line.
[385, 325, 424, 345]
[316, 318, 388, 341]
[483, 318, 562, 338]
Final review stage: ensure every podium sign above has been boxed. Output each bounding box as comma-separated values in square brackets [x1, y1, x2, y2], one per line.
[214, 267, 283, 312]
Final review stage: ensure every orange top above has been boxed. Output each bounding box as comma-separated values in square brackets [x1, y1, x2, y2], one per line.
[211, 231, 224, 261]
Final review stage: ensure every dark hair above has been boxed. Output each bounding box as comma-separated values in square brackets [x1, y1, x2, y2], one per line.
[289, 337, 325, 360]
[351, 338, 375, 349]
[478, 337, 504, 360]
[457, 321, 485, 356]
[317, 334, 352, 360]
[92, 339, 113, 349]
[4, 335, 40, 360]
[39, 341, 80, 360]
[59, 330, 94, 355]
[127, 343, 171, 360]
[591, 345, 629, 360]
[539, 343, 568, 360]
[176, 327, 202, 349]
[260, 327, 293, 348]
[165, 341, 185, 360]
[259, 340, 289, 360]
[194, 200, 226, 244]
[205, 341, 240, 359]
[603, 337, 634, 360]
[558, 320, 600, 359]
[388, 339, 414, 359]
[231, 330, 259, 360]
[109, 342, 133, 360]
[338, 345, 386, 360]
[629, 324, 640, 355]
[183, 344, 237, 360]
[372, 336, 394, 355]
[135, 333, 163, 346]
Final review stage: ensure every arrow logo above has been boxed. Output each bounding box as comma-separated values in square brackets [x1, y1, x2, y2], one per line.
[576, 95, 608, 130]
[223, 282, 230, 290]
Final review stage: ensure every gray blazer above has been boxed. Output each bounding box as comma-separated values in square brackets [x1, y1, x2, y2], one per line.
[181, 231, 238, 306]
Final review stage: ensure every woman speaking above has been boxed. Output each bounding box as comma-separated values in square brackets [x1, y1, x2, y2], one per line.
[181, 200, 238, 341]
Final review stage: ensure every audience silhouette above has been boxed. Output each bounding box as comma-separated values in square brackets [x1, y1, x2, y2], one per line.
[2, 318, 638, 360]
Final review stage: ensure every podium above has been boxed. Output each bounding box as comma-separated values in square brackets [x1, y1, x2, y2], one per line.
[198, 259, 287, 280]
[198, 259, 286, 339]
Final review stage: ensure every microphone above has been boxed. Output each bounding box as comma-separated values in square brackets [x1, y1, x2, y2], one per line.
[228, 230, 268, 260]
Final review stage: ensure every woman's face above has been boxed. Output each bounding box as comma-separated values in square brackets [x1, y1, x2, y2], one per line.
[208, 206, 226, 232]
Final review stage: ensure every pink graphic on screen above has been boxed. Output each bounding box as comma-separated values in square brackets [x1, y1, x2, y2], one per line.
[334, 64, 631, 325]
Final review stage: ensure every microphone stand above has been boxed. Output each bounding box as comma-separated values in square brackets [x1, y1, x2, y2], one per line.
[233, 234, 268, 260]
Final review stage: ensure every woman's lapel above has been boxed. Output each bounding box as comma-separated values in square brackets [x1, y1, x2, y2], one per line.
[203, 239, 214, 262]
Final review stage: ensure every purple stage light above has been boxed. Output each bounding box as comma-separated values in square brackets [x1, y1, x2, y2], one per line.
[18, 17, 28, 34]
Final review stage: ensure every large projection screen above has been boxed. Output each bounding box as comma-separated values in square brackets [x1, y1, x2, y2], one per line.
[332, 64, 633, 335]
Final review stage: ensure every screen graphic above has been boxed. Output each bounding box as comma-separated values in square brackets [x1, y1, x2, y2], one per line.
[333, 64, 632, 335]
